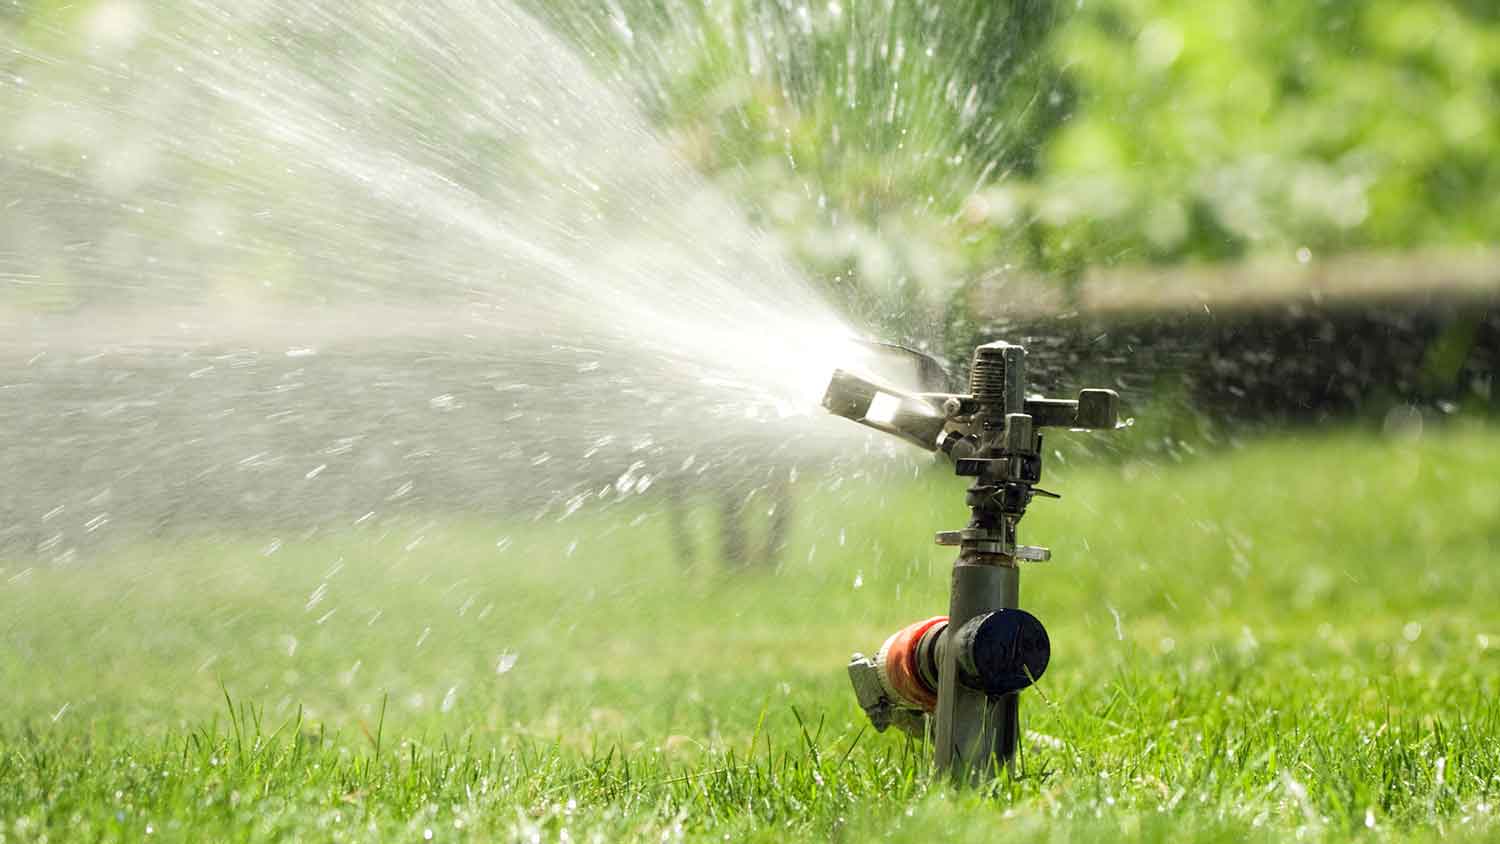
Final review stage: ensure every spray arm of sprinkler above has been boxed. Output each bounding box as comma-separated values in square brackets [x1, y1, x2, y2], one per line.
[822, 369, 1121, 452]
[821, 369, 952, 451]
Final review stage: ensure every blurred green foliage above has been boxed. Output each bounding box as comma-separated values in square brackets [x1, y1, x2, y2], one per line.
[536, 0, 1500, 313]
[1040, 0, 1500, 265]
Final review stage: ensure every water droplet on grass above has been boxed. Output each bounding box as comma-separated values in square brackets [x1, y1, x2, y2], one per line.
[497, 651, 518, 674]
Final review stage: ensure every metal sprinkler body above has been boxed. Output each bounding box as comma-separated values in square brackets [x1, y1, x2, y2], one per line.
[825, 341, 1119, 782]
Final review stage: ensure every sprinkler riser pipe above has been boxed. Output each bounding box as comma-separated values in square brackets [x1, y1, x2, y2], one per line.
[934, 558, 1020, 778]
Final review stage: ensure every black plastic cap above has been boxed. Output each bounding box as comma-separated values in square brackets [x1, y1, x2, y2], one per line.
[954, 609, 1051, 695]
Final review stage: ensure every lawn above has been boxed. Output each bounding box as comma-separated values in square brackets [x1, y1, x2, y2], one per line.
[2, 423, 1499, 842]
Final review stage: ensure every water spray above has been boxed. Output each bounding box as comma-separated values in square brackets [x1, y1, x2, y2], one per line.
[825, 341, 1120, 782]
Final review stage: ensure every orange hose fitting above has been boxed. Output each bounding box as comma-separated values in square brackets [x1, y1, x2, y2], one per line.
[876, 615, 947, 712]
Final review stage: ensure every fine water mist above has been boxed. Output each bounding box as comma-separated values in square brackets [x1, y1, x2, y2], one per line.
[0, 0, 924, 556]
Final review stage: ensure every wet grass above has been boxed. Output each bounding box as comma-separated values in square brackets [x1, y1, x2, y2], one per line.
[3, 423, 1500, 842]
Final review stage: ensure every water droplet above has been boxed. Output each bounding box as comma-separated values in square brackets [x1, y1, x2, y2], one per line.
[1108, 606, 1124, 641]
[305, 583, 328, 611]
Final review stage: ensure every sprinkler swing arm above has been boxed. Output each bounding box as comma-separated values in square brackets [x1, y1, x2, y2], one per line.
[824, 341, 1120, 782]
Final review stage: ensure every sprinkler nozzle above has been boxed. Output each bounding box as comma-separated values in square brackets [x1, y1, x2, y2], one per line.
[822, 370, 948, 451]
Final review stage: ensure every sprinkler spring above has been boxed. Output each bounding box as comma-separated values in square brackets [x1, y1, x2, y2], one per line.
[825, 341, 1120, 782]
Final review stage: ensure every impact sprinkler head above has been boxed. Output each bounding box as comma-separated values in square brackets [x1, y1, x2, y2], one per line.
[826, 340, 1120, 782]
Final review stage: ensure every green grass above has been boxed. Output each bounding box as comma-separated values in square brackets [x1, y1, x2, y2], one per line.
[3, 424, 1500, 842]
